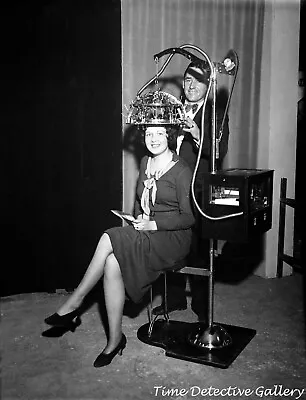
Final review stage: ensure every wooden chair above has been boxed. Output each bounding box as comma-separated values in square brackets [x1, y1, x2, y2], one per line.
[277, 177, 302, 277]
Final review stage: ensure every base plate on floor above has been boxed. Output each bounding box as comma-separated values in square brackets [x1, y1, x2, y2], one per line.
[137, 320, 256, 368]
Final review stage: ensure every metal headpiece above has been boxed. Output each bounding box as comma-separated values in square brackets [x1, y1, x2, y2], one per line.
[126, 90, 186, 127]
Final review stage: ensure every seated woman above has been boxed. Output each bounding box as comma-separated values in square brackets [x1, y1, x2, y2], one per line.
[45, 122, 195, 368]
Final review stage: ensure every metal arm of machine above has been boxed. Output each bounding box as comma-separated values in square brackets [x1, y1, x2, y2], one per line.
[153, 47, 204, 64]
[135, 43, 242, 221]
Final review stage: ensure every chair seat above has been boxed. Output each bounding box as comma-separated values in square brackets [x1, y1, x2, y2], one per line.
[170, 255, 210, 276]
[175, 265, 210, 276]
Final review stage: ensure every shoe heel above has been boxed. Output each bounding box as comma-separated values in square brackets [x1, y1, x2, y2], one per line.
[93, 334, 127, 368]
[118, 345, 125, 356]
[69, 316, 81, 332]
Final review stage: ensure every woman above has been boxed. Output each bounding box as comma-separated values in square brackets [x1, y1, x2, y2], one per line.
[44, 124, 195, 367]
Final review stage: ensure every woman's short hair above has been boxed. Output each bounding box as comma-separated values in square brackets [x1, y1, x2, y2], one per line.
[139, 125, 178, 139]
[138, 125, 179, 150]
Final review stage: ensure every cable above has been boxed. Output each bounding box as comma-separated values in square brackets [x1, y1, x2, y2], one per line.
[137, 43, 244, 221]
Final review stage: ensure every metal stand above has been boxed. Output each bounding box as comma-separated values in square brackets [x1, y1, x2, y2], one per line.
[137, 320, 256, 368]
[137, 241, 256, 368]
[184, 63, 235, 353]
[187, 240, 233, 350]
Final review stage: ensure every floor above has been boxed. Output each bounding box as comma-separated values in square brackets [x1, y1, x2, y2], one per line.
[1, 272, 306, 400]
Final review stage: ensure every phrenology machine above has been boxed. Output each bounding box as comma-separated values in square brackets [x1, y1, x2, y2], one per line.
[127, 44, 274, 368]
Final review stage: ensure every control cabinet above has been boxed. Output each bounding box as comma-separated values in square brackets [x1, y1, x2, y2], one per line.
[195, 169, 274, 242]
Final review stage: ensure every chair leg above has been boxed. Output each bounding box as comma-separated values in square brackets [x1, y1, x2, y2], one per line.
[277, 178, 287, 278]
[147, 285, 153, 325]
[164, 272, 168, 314]
[163, 273, 170, 322]
[147, 274, 169, 337]
[147, 285, 156, 337]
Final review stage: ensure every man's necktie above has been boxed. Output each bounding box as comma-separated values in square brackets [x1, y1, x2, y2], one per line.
[184, 103, 199, 113]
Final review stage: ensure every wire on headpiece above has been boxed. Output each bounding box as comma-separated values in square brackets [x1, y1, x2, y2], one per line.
[126, 90, 186, 127]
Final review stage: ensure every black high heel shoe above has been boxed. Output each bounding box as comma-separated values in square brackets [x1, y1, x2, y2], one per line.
[44, 309, 81, 327]
[93, 334, 127, 368]
[42, 316, 81, 337]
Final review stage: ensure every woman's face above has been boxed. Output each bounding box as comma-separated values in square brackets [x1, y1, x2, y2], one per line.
[145, 126, 168, 156]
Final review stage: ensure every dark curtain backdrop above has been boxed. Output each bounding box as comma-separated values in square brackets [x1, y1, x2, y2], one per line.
[122, 0, 265, 214]
[4, 0, 122, 296]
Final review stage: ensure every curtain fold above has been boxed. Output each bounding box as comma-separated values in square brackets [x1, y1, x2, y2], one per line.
[122, 0, 265, 213]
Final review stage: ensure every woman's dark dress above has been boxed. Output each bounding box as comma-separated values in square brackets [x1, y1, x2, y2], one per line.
[106, 152, 195, 303]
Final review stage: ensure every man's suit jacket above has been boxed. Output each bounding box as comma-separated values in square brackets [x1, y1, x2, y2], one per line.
[179, 103, 229, 176]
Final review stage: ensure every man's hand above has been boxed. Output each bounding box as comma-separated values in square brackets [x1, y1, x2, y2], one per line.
[183, 117, 200, 141]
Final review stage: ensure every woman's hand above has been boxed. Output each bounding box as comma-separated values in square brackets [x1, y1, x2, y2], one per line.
[183, 117, 200, 141]
[132, 217, 157, 231]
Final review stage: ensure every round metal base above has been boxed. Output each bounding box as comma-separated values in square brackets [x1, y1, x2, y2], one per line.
[188, 324, 232, 350]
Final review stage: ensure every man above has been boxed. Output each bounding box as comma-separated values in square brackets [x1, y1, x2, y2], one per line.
[153, 60, 230, 321]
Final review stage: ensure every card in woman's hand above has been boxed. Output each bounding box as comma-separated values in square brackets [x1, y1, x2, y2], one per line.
[111, 210, 137, 225]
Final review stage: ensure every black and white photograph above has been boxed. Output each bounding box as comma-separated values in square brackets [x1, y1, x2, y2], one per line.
[2, 0, 305, 399]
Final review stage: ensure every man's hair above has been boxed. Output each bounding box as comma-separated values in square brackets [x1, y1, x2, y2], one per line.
[183, 61, 210, 82]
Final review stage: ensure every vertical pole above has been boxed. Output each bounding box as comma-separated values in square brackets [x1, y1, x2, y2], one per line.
[208, 238, 215, 327]
[211, 66, 217, 175]
[207, 65, 217, 327]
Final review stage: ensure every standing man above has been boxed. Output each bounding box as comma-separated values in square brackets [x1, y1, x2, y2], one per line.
[153, 60, 230, 321]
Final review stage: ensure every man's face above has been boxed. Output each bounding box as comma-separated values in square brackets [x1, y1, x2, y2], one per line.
[183, 67, 208, 103]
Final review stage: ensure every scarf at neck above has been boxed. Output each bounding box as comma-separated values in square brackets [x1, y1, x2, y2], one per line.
[141, 156, 177, 217]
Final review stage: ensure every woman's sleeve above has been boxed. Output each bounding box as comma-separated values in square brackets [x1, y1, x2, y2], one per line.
[133, 193, 142, 219]
[154, 166, 195, 230]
